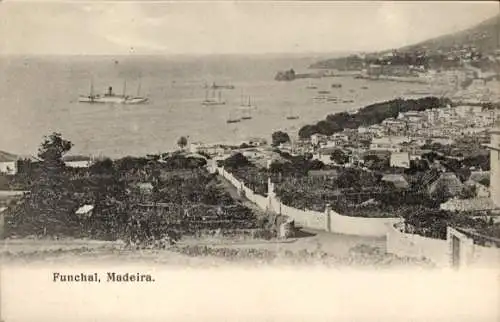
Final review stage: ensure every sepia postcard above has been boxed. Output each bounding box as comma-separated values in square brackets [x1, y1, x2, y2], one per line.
[0, 0, 499, 321]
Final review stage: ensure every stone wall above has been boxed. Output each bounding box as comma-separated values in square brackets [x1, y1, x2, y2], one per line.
[215, 165, 400, 237]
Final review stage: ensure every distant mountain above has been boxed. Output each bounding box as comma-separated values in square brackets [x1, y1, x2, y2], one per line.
[403, 13, 500, 55]
[310, 14, 500, 70]
[0, 151, 18, 162]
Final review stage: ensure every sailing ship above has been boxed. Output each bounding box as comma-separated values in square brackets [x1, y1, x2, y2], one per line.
[226, 110, 241, 123]
[239, 93, 257, 110]
[241, 108, 252, 120]
[78, 80, 148, 104]
[202, 89, 226, 106]
[286, 106, 299, 120]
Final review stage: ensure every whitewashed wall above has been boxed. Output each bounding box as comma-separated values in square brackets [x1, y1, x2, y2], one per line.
[387, 224, 449, 267]
[330, 211, 400, 237]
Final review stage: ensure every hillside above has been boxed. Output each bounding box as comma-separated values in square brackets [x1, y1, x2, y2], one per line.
[403, 13, 500, 55]
[0, 151, 18, 162]
[310, 13, 500, 70]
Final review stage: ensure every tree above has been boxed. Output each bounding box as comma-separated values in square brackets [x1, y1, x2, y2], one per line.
[38, 132, 73, 169]
[89, 158, 115, 176]
[330, 149, 349, 165]
[271, 131, 290, 147]
[223, 153, 252, 169]
[10, 133, 78, 237]
[479, 177, 490, 187]
[177, 136, 188, 150]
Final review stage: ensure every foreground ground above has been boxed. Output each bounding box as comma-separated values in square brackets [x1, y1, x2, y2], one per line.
[0, 229, 433, 269]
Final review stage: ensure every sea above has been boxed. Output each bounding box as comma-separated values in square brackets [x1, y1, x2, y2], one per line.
[0, 54, 438, 158]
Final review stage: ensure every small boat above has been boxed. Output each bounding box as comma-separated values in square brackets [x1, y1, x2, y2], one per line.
[202, 89, 226, 106]
[205, 82, 235, 90]
[342, 99, 354, 103]
[318, 90, 330, 94]
[361, 86, 369, 89]
[331, 83, 342, 88]
[306, 80, 317, 89]
[313, 95, 328, 102]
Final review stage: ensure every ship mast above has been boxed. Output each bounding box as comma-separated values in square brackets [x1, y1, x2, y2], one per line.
[137, 72, 143, 97]
[137, 80, 142, 97]
[122, 80, 127, 97]
[90, 78, 94, 97]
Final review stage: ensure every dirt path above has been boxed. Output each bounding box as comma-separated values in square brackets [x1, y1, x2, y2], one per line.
[217, 174, 267, 215]
[214, 172, 395, 266]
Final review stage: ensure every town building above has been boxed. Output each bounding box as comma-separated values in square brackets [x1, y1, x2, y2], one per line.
[485, 119, 500, 208]
[390, 152, 410, 168]
[310, 134, 328, 146]
[0, 161, 17, 175]
[62, 155, 94, 168]
[370, 136, 410, 152]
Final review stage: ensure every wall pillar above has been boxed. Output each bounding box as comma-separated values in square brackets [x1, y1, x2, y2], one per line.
[210, 159, 217, 173]
[267, 177, 274, 213]
[325, 204, 332, 233]
[238, 182, 244, 197]
[0, 208, 5, 240]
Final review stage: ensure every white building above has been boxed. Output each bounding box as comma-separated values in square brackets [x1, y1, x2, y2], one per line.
[65, 160, 92, 168]
[312, 153, 335, 165]
[311, 134, 327, 146]
[390, 152, 410, 168]
[455, 105, 483, 118]
[0, 161, 17, 175]
[189, 142, 204, 154]
[370, 136, 410, 152]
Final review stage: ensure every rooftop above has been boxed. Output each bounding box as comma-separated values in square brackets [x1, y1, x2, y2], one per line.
[75, 204, 94, 215]
[440, 197, 498, 212]
[0, 150, 18, 162]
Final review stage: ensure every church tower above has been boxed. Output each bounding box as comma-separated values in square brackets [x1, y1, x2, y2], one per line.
[487, 119, 500, 208]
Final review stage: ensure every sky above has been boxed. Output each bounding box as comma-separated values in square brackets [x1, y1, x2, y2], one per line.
[0, 1, 499, 55]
